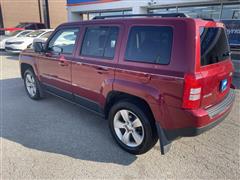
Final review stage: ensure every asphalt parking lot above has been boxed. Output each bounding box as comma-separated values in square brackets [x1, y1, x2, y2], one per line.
[0, 52, 240, 179]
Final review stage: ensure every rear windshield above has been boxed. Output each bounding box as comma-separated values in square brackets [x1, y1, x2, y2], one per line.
[200, 27, 230, 66]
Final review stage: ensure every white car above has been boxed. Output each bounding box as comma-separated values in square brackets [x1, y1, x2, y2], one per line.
[32, 31, 54, 46]
[5, 29, 54, 53]
[0, 30, 33, 50]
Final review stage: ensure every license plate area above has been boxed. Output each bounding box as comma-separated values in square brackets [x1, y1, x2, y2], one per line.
[220, 79, 228, 92]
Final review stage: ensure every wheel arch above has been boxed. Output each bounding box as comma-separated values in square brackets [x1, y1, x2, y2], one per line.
[20, 63, 35, 79]
[104, 91, 156, 122]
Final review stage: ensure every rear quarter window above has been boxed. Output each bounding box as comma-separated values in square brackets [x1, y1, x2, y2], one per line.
[125, 26, 173, 65]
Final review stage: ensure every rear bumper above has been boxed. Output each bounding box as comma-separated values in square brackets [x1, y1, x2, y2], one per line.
[164, 110, 230, 140]
[163, 89, 235, 141]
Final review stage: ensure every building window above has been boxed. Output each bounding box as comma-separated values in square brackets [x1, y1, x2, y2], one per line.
[178, 5, 221, 20]
[149, 7, 177, 14]
[88, 13, 101, 20]
[149, 3, 239, 20]
[100, 11, 124, 16]
[221, 4, 240, 20]
[123, 10, 132, 15]
[87, 10, 132, 20]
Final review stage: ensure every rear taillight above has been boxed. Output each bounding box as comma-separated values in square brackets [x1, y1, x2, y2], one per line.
[182, 73, 203, 109]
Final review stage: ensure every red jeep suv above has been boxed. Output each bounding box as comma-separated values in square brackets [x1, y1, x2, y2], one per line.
[19, 14, 235, 155]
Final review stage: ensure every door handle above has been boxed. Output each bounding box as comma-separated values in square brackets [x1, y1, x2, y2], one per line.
[75, 62, 82, 65]
[58, 55, 69, 66]
[45, 52, 52, 57]
[143, 73, 151, 79]
[97, 67, 108, 71]
[96, 67, 108, 74]
[58, 60, 69, 66]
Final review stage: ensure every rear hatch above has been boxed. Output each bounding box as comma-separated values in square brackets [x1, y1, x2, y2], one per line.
[199, 26, 234, 108]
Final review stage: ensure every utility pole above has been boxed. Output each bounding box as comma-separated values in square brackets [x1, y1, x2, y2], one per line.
[38, 0, 42, 23]
[42, 0, 50, 28]
[0, 2, 4, 28]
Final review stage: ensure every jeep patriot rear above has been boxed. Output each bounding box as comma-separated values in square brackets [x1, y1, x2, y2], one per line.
[19, 15, 235, 155]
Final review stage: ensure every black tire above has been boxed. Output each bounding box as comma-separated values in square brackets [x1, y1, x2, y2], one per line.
[108, 100, 158, 155]
[23, 69, 41, 100]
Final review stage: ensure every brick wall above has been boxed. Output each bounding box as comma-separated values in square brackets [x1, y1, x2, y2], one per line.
[1, 0, 40, 27]
[1, 0, 67, 28]
[48, 0, 67, 28]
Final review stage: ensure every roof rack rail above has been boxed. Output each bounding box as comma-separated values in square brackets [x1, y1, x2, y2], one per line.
[93, 13, 187, 20]
[202, 18, 214, 21]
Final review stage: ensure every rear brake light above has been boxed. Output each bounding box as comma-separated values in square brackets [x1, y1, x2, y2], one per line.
[182, 74, 202, 109]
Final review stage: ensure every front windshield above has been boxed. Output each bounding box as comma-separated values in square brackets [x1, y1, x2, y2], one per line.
[40, 31, 53, 39]
[15, 23, 27, 28]
[26, 31, 44, 38]
[17, 31, 33, 37]
[6, 30, 22, 37]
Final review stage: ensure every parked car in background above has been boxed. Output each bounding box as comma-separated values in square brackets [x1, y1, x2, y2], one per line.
[0, 30, 34, 50]
[20, 14, 235, 155]
[0, 22, 46, 36]
[5, 29, 54, 53]
[32, 31, 54, 46]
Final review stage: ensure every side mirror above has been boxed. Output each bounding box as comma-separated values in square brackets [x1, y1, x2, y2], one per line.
[33, 42, 44, 53]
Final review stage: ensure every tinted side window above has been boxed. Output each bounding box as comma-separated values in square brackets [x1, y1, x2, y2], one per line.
[37, 24, 46, 29]
[125, 26, 173, 65]
[81, 26, 119, 59]
[48, 28, 79, 54]
[104, 27, 119, 58]
[25, 24, 36, 30]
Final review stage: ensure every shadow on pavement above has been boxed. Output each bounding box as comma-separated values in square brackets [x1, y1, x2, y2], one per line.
[0, 50, 19, 61]
[1, 78, 137, 165]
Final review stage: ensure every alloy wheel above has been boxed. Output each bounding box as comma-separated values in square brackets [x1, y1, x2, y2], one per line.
[25, 73, 37, 97]
[113, 109, 144, 147]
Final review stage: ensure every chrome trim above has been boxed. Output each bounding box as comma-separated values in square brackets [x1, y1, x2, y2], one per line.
[206, 89, 235, 118]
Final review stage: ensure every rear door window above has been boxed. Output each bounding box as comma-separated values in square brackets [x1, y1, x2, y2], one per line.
[200, 27, 230, 66]
[81, 26, 119, 59]
[125, 26, 173, 65]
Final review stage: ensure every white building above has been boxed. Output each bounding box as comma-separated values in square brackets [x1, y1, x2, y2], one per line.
[66, 0, 240, 21]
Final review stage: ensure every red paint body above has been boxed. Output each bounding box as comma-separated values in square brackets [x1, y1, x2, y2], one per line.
[19, 18, 235, 135]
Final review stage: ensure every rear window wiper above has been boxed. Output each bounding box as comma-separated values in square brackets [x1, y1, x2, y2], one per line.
[222, 51, 231, 57]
